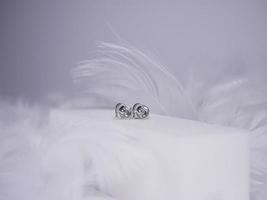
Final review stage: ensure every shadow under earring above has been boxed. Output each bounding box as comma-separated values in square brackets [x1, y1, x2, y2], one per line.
[132, 103, 149, 119]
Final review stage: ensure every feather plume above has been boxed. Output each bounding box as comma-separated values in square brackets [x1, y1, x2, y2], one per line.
[71, 42, 196, 119]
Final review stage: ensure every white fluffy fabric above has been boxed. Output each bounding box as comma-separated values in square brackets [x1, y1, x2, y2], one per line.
[1, 42, 267, 200]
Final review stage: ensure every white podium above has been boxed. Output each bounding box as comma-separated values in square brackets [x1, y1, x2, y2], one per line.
[45, 109, 250, 200]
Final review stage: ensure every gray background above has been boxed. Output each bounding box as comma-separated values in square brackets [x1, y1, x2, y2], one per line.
[1, 0, 267, 101]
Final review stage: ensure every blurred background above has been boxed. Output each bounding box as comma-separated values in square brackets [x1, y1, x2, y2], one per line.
[1, 0, 267, 101]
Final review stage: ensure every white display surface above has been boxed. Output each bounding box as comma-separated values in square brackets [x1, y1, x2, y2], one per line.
[45, 109, 250, 200]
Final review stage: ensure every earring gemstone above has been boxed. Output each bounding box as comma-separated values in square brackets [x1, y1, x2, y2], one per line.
[132, 103, 149, 119]
[115, 103, 132, 119]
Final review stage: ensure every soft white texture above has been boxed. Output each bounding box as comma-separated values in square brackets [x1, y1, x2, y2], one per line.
[0, 108, 249, 200]
[0, 42, 267, 200]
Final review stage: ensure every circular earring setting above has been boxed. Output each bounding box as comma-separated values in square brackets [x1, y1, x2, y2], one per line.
[115, 103, 132, 119]
[115, 103, 149, 119]
[132, 103, 149, 119]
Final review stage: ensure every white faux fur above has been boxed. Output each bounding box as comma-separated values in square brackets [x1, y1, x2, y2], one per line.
[1, 42, 267, 200]
[0, 101, 152, 200]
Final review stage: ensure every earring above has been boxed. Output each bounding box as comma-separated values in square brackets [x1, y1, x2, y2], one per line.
[132, 103, 149, 119]
[115, 103, 132, 119]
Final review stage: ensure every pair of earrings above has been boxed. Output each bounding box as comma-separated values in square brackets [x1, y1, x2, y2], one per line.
[115, 103, 150, 119]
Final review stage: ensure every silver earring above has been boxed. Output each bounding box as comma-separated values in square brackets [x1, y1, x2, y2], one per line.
[115, 103, 132, 119]
[132, 103, 149, 119]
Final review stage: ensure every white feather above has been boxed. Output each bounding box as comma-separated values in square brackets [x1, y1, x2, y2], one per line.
[71, 42, 196, 119]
